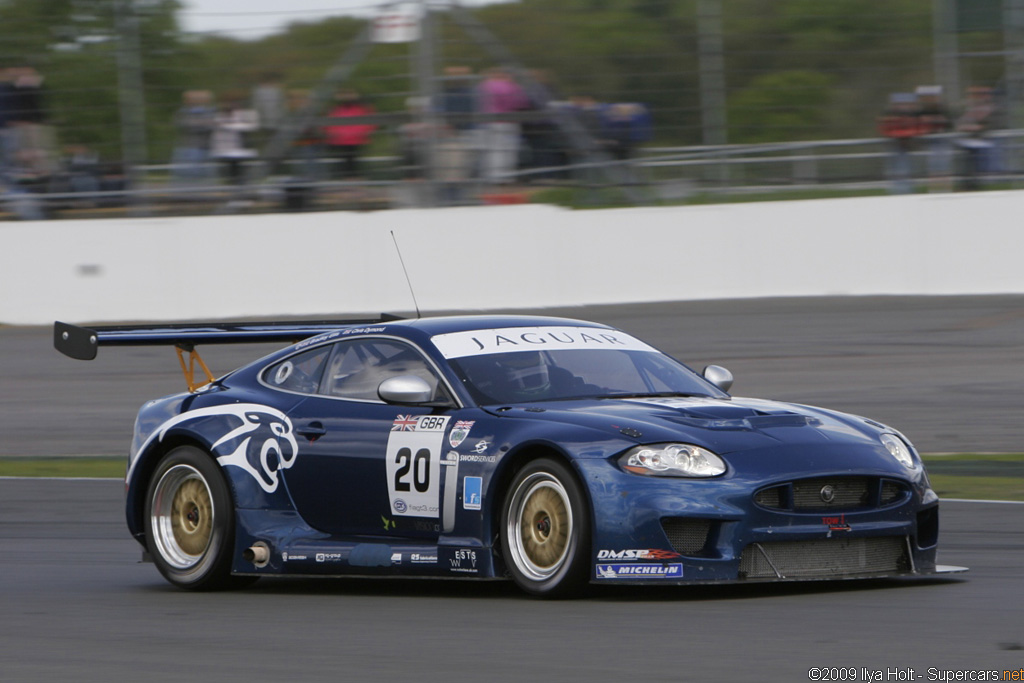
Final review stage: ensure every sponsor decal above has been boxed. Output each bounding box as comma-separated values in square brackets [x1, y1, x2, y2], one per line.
[295, 331, 341, 350]
[596, 564, 684, 579]
[463, 476, 483, 511]
[597, 548, 682, 561]
[385, 415, 451, 518]
[471, 440, 490, 454]
[281, 553, 309, 562]
[139, 403, 299, 494]
[449, 548, 478, 574]
[823, 514, 851, 532]
[431, 326, 658, 359]
[340, 326, 386, 336]
[410, 553, 437, 564]
[382, 516, 396, 531]
[316, 552, 343, 563]
[449, 420, 475, 448]
[391, 553, 402, 565]
[460, 453, 498, 463]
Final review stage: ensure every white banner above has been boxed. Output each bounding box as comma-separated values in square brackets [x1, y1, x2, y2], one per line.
[373, 3, 421, 43]
[431, 326, 658, 359]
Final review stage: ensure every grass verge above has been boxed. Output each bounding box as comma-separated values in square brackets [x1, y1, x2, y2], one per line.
[0, 457, 125, 479]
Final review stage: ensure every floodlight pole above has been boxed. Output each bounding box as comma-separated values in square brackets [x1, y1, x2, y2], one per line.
[414, 1, 440, 206]
[114, 0, 149, 215]
[697, 0, 728, 188]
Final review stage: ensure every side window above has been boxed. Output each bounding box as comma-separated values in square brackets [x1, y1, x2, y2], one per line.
[323, 338, 449, 404]
[262, 345, 332, 394]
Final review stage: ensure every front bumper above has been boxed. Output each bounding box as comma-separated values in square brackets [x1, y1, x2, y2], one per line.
[576, 455, 941, 585]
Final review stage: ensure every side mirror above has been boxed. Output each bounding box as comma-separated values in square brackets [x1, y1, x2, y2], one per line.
[702, 365, 734, 393]
[378, 375, 434, 404]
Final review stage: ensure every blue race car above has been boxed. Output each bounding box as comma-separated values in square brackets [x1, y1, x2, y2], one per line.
[54, 315, 963, 597]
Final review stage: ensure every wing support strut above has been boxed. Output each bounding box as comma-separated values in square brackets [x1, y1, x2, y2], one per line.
[174, 343, 215, 393]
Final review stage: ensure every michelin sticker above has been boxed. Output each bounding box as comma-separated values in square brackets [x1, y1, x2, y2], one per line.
[597, 564, 684, 580]
[386, 414, 451, 518]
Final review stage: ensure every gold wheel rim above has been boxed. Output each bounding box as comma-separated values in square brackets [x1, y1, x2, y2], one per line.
[151, 464, 216, 570]
[171, 477, 213, 557]
[507, 472, 574, 581]
[520, 485, 569, 569]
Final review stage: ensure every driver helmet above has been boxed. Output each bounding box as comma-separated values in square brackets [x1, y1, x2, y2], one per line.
[498, 351, 551, 396]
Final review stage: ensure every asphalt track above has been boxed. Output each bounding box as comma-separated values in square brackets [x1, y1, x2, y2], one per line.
[2, 296, 1024, 681]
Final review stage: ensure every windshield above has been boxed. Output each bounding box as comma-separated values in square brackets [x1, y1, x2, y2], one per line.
[447, 346, 725, 405]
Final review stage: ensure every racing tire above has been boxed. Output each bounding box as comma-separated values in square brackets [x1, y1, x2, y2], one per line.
[501, 458, 591, 598]
[144, 446, 255, 591]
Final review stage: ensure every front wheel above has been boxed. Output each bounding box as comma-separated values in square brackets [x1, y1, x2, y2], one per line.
[144, 445, 253, 590]
[500, 458, 591, 598]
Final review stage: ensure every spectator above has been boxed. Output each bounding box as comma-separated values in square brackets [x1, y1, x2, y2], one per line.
[64, 144, 101, 205]
[437, 65, 479, 186]
[956, 85, 999, 190]
[877, 92, 921, 195]
[251, 73, 285, 149]
[286, 88, 325, 182]
[8, 66, 57, 180]
[210, 96, 259, 188]
[323, 89, 376, 180]
[476, 67, 528, 184]
[518, 69, 566, 180]
[172, 90, 217, 183]
[601, 102, 652, 185]
[915, 85, 953, 193]
[602, 103, 652, 160]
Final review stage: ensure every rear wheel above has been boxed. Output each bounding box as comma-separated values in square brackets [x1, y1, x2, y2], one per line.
[144, 445, 254, 590]
[501, 458, 591, 598]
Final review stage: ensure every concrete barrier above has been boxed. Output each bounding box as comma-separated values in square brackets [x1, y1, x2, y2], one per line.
[2, 191, 1020, 326]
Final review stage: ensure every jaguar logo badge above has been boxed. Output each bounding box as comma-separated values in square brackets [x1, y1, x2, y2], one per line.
[820, 484, 836, 503]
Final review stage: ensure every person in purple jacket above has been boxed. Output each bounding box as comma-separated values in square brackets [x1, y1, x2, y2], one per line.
[475, 67, 528, 184]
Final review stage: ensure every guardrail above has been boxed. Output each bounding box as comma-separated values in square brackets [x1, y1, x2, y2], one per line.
[3, 130, 1022, 220]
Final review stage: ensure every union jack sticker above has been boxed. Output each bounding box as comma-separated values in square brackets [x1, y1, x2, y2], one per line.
[392, 415, 418, 431]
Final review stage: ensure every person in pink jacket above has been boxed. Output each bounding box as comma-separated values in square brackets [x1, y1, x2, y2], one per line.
[476, 67, 528, 184]
[323, 89, 376, 179]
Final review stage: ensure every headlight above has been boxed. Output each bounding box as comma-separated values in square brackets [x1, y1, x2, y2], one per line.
[881, 433, 915, 469]
[619, 443, 726, 478]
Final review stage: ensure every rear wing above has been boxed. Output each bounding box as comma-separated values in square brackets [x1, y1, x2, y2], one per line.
[54, 316, 402, 391]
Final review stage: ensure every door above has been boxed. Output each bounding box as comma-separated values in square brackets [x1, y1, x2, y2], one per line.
[279, 337, 461, 540]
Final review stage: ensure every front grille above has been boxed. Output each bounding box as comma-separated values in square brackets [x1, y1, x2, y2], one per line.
[738, 536, 910, 579]
[660, 518, 713, 556]
[754, 477, 910, 512]
[792, 477, 871, 510]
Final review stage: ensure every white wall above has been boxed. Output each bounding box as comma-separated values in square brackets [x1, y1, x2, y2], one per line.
[2, 191, 1019, 326]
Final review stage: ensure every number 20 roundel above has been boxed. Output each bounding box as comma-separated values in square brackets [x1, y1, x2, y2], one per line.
[386, 415, 451, 518]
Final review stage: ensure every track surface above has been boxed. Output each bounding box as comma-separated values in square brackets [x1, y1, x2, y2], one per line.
[0, 479, 1017, 682]
[2, 296, 1024, 681]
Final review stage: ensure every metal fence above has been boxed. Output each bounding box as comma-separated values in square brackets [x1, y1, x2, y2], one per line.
[4, 128, 1022, 220]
